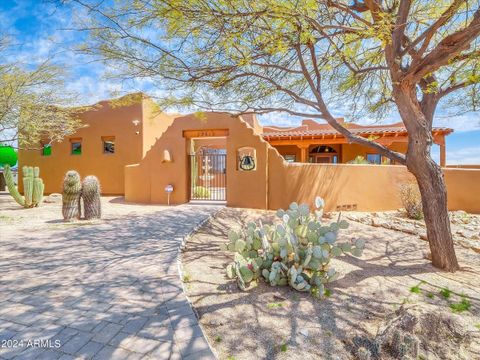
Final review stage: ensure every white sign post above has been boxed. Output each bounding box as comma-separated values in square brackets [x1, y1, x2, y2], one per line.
[165, 184, 174, 205]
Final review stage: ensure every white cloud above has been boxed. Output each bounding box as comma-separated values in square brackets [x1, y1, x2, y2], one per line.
[433, 112, 480, 133]
[445, 146, 480, 165]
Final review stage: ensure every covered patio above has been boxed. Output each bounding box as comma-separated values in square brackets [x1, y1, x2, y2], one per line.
[262, 119, 452, 167]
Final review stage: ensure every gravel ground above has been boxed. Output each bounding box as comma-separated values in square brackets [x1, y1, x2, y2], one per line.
[181, 208, 480, 360]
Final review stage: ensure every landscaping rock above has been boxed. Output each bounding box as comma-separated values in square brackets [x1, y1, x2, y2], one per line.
[369, 306, 474, 360]
[345, 210, 480, 254]
[44, 193, 62, 203]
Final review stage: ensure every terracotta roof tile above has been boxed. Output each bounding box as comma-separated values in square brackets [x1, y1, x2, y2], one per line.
[261, 120, 453, 138]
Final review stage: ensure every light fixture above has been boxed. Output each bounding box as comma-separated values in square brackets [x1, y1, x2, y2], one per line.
[132, 119, 141, 126]
[162, 150, 172, 163]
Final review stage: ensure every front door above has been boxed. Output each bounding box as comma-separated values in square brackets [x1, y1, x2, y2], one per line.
[315, 156, 331, 163]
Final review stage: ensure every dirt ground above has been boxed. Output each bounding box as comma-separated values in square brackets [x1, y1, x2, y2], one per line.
[181, 208, 480, 360]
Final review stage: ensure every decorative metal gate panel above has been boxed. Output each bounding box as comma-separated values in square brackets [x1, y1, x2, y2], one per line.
[189, 153, 226, 201]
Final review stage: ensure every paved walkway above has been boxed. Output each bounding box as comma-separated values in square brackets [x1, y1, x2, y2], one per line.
[0, 204, 219, 360]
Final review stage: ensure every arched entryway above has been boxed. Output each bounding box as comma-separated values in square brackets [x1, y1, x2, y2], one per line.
[188, 136, 227, 202]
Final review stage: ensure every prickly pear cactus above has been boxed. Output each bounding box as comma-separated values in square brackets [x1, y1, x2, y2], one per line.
[62, 170, 82, 221]
[221, 196, 365, 295]
[81, 175, 101, 220]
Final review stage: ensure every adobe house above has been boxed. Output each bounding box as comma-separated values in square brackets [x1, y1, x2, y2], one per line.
[19, 94, 480, 213]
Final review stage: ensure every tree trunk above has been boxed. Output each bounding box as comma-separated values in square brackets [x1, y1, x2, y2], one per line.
[407, 137, 460, 272]
[390, 82, 459, 272]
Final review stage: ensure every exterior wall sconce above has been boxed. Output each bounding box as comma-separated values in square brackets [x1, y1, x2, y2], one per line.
[162, 150, 172, 163]
[132, 119, 141, 126]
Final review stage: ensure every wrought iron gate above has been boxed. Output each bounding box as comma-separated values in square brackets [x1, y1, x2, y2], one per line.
[189, 153, 226, 201]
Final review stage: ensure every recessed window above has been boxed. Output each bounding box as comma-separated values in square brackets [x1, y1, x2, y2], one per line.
[366, 153, 381, 164]
[41, 143, 51, 156]
[284, 155, 296, 163]
[70, 138, 82, 155]
[102, 136, 115, 154]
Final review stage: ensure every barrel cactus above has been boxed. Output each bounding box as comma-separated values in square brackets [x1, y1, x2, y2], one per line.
[81, 176, 101, 220]
[62, 170, 82, 221]
[221, 196, 365, 296]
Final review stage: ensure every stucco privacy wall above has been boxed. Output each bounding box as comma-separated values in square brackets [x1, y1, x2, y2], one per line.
[444, 168, 480, 213]
[267, 159, 480, 213]
[268, 158, 412, 212]
[125, 112, 270, 208]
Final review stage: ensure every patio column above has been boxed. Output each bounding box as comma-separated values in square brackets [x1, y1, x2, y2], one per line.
[298, 144, 309, 163]
[440, 143, 446, 168]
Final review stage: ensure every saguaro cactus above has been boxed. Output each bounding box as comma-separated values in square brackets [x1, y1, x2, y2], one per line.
[32, 167, 44, 206]
[22, 166, 45, 207]
[81, 176, 101, 220]
[3, 165, 44, 208]
[3, 164, 25, 207]
[23, 166, 34, 207]
[62, 170, 82, 221]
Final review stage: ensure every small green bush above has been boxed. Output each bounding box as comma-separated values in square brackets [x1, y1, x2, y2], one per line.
[348, 155, 369, 164]
[450, 297, 471, 313]
[440, 288, 452, 299]
[410, 285, 421, 294]
[193, 186, 211, 198]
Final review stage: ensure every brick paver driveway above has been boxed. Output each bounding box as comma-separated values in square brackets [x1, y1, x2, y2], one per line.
[0, 202, 218, 360]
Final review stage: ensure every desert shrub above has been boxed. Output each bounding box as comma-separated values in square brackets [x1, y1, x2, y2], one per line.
[220, 197, 365, 297]
[348, 156, 369, 164]
[399, 182, 423, 220]
[193, 186, 211, 198]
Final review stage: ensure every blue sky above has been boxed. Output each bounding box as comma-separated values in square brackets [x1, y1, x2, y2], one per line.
[2, 0, 480, 164]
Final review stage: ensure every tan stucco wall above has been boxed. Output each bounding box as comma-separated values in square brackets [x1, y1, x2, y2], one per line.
[444, 168, 480, 213]
[267, 160, 415, 212]
[447, 165, 480, 169]
[341, 142, 407, 163]
[141, 98, 177, 156]
[267, 159, 480, 213]
[18, 99, 145, 195]
[124, 112, 270, 209]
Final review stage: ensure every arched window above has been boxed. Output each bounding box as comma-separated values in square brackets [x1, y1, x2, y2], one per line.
[309, 145, 337, 154]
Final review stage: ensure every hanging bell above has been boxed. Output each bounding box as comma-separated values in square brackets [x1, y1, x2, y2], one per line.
[240, 155, 255, 171]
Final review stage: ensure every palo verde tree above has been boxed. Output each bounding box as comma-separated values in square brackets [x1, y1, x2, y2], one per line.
[0, 37, 83, 149]
[72, 0, 480, 271]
